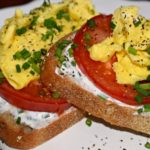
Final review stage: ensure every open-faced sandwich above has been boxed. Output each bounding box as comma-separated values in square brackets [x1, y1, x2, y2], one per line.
[0, 0, 97, 149]
[41, 6, 150, 135]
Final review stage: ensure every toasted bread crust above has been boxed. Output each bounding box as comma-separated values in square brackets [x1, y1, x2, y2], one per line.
[0, 107, 84, 149]
[41, 34, 150, 135]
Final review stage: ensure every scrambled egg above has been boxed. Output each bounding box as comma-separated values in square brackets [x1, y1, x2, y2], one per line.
[0, 0, 97, 89]
[89, 6, 150, 85]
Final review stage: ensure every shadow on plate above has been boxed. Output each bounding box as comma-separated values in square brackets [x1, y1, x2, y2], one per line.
[86, 114, 150, 138]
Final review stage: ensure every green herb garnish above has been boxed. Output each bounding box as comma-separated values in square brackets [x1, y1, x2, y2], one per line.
[57, 10, 70, 21]
[55, 40, 71, 58]
[13, 49, 31, 60]
[71, 61, 76, 66]
[41, 29, 55, 41]
[30, 70, 35, 75]
[137, 108, 143, 114]
[30, 16, 39, 27]
[85, 118, 92, 127]
[134, 82, 150, 97]
[128, 46, 137, 55]
[16, 27, 27, 36]
[16, 117, 21, 124]
[0, 71, 4, 84]
[51, 91, 60, 99]
[68, 48, 73, 57]
[31, 64, 40, 74]
[135, 95, 143, 103]
[146, 47, 150, 55]
[0, 71, 4, 78]
[110, 21, 116, 29]
[22, 62, 30, 70]
[71, 43, 78, 49]
[145, 142, 150, 149]
[84, 33, 91, 42]
[140, 83, 150, 90]
[44, 17, 62, 32]
[144, 104, 150, 112]
[21, 49, 31, 60]
[16, 64, 21, 73]
[87, 19, 96, 28]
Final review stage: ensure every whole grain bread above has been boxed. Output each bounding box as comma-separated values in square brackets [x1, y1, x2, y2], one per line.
[41, 33, 150, 135]
[0, 107, 84, 149]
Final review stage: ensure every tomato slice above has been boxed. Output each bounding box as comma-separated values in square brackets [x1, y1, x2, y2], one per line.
[73, 14, 150, 105]
[0, 79, 70, 113]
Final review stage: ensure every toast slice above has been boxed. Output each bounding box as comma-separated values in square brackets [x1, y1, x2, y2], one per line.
[41, 33, 150, 135]
[0, 100, 84, 149]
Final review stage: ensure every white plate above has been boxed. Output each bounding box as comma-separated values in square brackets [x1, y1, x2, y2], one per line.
[0, 0, 150, 150]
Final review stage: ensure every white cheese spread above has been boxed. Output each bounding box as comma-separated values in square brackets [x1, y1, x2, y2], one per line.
[0, 97, 59, 129]
[56, 44, 142, 110]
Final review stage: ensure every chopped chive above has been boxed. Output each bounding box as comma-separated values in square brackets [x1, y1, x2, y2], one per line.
[68, 48, 73, 57]
[84, 33, 91, 42]
[71, 43, 78, 49]
[0, 71, 4, 84]
[110, 21, 116, 29]
[134, 82, 150, 96]
[16, 117, 21, 124]
[135, 95, 143, 103]
[144, 104, 150, 112]
[55, 40, 71, 58]
[13, 51, 22, 60]
[55, 48, 63, 58]
[22, 62, 30, 70]
[85, 118, 92, 127]
[59, 56, 66, 64]
[0, 71, 4, 78]
[30, 16, 39, 27]
[71, 61, 76, 66]
[31, 64, 40, 74]
[33, 51, 41, 59]
[147, 75, 150, 81]
[140, 83, 150, 90]
[0, 78, 4, 84]
[137, 108, 143, 114]
[146, 47, 150, 55]
[41, 29, 55, 41]
[20, 48, 31, 60]
[87, 19, 96, 28]
[145, 142, 150, 149]
[16, 27, 27, 36]
[30, 70, 35, 75]
[51, 91, 60, 99]
[85, 45, 90, 50]
[128, 46, 137, 55]
[57, 40, 71, 49]
[44, 17, 62, 32]
[16, 64, 21, 73]
[56, 10, 70, 21]
[133, 19, 141, 27]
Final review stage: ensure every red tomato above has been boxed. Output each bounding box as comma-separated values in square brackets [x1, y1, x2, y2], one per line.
[73, 14, 150, 105]
[0, 79, 70, 113]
